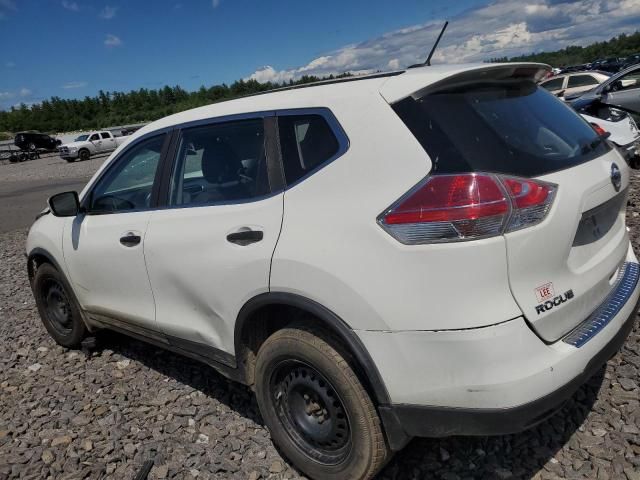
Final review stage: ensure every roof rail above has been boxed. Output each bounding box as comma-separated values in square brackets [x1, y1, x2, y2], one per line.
[241, 70, 405, 99]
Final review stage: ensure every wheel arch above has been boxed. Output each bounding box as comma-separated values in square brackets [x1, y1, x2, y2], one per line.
[234, 292, 391, 406]
[27, 247, 65, 284]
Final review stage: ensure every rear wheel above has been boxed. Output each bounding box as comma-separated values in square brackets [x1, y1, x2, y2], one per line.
[33, 263, 87, 348]
[255, 325, 390, 480]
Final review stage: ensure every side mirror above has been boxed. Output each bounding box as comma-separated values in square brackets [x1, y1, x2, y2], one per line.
[48, 191, 81, 217]
[607, 80, 623, 93]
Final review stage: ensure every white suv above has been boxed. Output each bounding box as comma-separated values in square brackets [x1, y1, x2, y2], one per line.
[27, 63, 640, 480]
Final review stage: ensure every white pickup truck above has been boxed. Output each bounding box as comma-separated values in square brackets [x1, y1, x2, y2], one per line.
[58, 130, 127, 162]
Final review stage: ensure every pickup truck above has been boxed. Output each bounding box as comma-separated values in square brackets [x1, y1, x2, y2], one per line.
[58, 130, 127, 162]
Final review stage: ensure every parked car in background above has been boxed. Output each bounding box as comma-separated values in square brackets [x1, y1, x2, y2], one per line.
[567, 64, 640, 115]
[14, 131, 61, 151]
[58, 130, 128, 162]
[591, 57, 627, 73]
[539, 71, 610, 100]
[28, 62, 640, 480]
[623, 53, 640, 69]
[573, 98, 640, 169]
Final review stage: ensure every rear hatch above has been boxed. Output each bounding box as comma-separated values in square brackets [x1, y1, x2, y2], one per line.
[506, 151, 628, 341]
[384, 63, 631, 342]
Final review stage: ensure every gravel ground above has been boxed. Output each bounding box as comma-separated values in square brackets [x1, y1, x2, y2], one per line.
[0, 153, 108, 184]
[0, 173, 639, 480]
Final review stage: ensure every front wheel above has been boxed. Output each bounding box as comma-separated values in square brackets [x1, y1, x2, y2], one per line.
[79, 149, 90, 161]
[255, 325, 390, 480]
[32, 263, 87, 348]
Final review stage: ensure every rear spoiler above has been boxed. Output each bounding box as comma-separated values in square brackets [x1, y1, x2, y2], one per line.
[380, 63, 551, 104]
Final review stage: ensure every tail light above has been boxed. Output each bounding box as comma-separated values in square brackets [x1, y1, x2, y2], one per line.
[590, 123, 608, 137]
[378, 173, 556, 244]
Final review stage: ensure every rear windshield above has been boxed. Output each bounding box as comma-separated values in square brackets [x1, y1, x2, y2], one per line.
[392, 80, 611, 177]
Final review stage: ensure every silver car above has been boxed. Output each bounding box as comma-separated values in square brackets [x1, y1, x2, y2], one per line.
[540, 71, 610, 100]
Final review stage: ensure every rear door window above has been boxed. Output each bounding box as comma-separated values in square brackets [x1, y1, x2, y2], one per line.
[278, 114, 340, 185]
[100, 132, 111, 139]
[392, 80, 611, 177]
[567, 75, 598, 88]
[169, 118, 269, 206]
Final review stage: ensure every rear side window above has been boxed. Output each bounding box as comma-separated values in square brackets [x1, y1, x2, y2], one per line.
[392, 80, 611, 177]
[540, 77, 563, 91]
[278, 114, 339, 185]
[567, 75, 598, 88]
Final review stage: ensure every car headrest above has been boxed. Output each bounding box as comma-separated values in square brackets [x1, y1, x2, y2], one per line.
[201, 139, 242, 184]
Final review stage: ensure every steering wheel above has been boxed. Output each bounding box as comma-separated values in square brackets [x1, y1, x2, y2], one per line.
[94, 195, 135, 212]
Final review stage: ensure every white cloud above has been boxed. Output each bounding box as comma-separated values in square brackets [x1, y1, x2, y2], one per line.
[99, 5, 117, 19]
[0, 87, 32, 100]
[104, 34, 122, 47]
[247, 0, 640, 83]
[212, 0, 220, 7]
[62, 81, 88, 89]
[61, 0, 79, 12]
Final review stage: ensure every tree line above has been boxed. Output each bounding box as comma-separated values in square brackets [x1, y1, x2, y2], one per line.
[1, 30, 639, 135]
[0, 75, 349, 136]
[489, 31, 640, 67]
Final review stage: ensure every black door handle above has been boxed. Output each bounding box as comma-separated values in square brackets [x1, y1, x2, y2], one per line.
[226, 230, 263, 246]
[120, 234, 141, 247]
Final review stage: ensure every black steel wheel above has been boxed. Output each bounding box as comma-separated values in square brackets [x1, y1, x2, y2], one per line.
[32, 263, 87, 348]
[255, 324, 390, 480]
[270, 360, 351, 465]
[40, 279, 74, 336]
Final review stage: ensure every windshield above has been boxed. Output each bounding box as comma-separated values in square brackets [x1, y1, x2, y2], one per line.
[392, 80, 611, 177]
[75, 134, 89, 141]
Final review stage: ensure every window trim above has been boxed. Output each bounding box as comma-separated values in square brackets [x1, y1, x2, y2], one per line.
[81, 131, 173, 215]
[275, 107, 350, 190]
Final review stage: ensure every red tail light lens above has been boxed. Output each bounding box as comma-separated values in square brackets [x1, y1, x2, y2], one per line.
[499, 176, 556, 232]
[590, 123, 608, 137]
[379, 173, 556, 244]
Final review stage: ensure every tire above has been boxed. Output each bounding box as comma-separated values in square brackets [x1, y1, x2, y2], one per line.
[79, 149, 90, 161]
[255, 325, 390, 480]
[32, 263, 87, 348]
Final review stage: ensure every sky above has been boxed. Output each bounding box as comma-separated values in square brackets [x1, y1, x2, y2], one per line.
[1, 0, 639, 110]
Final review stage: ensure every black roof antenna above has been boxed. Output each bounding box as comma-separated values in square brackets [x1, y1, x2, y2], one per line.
[408, 21, 449, 68]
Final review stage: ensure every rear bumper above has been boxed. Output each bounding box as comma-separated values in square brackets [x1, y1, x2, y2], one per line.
[359, 247, 639, 450]
[379, 296, 638, 448]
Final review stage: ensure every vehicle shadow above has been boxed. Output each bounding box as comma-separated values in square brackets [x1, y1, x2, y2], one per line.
[89, 330, 604, 480]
